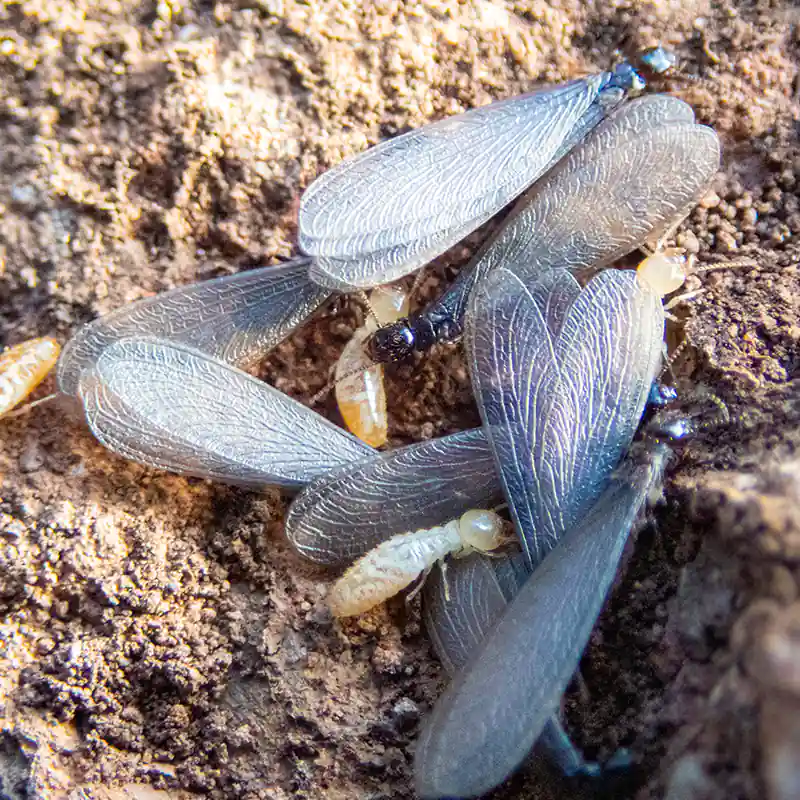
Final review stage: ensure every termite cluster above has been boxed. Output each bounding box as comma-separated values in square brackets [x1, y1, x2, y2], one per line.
[3, 50, 729, 798]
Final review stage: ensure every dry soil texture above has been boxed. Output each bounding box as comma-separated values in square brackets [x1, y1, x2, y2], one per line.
[1, 2, 800, 799]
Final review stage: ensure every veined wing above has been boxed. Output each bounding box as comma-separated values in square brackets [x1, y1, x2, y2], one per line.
[79, 338, 372, 489]
[300, 73, 623, 290]
[286, 427, 500, 565]
[439, 94, 720, 316]
[415, 445, 665, 799]
[423, 553, 522, 675]
[58, 258, 328, 396]
[422, 553, 602, 780]
[467, 267, 663, 567]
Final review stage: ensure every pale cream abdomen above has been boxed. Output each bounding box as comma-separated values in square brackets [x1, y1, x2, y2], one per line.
[328, 510, 505, 617]
[335, 285, 409, 447]
[0, 337, 61, 418]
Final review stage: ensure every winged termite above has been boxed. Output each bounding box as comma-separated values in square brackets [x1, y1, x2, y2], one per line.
[367, 94, 720, 362]
[286, 427, 501, 565]
[412, 246, 699, 795]
[56, 257, 328, 398]
[422, 553, 606, 779]
[416, 439, 672, 799]
[79, 338, 373, 489]
[0, 337, 61, 419]
[300, 64, 648, 292]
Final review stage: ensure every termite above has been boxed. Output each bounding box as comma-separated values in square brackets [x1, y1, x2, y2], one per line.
[366, 93, 720, 363]
[417, 436, 675, 798]
[334, 285, 409, 447]
[0, 337, 61, 419]
[413, 250, 709, 796]
[327, 509, 506, 618]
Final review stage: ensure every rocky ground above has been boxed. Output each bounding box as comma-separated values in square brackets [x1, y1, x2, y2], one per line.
[1, 1, 799, 799]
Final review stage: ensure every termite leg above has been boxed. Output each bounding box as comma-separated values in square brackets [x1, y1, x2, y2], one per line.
[406, 563, 436, 606]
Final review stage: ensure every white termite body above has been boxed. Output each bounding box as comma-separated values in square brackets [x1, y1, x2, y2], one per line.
[328, 509, 505, 617]
[334, 285, 409, 447]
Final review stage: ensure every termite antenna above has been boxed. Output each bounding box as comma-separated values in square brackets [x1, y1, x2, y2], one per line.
[356, 290, 382, 328]
[309, 358, 382, 407]
[3, 392, 59, 419]
[659, 338, 690, 381]
[407, 267, 429, 304]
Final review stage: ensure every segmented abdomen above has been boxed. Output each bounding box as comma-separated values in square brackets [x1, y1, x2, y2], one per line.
[328, 522, 462, 617]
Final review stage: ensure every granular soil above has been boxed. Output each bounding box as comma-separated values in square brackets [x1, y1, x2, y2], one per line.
[1, 2, 800, 799]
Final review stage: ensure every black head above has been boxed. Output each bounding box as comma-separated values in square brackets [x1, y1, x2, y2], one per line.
[367, 319, 416, 363]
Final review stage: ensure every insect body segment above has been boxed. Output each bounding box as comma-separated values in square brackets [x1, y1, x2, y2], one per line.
[335, 285, 409, 446]
[327, 509, 505, 618]
[0, 337, 61, 418]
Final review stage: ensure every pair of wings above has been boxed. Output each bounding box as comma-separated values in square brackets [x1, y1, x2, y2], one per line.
[300, 72, 620, 290]
[416, 443, 668, 798]
[55, 68, 643, 481]
[57, 84, 714, 493]
[286, 93, 719, 560]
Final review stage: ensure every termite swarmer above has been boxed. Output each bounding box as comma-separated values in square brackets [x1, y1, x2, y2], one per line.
[413, 256, 705, 797]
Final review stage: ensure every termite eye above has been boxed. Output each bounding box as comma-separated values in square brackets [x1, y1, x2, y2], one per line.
[367, 322, 415, 363]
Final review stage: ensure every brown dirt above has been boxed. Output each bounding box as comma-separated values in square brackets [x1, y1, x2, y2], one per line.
[1, 1, 800, 799]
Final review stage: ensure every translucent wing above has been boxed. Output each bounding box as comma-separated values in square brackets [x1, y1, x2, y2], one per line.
[285, 427, 500, 565]
[300, 72, 625, 290]
[423, 554, 602, 780]
[79, 338, 373, 489]
[467, 267, 663, 567]
[415, 446, 664, 799]
[427, 94, 720, 325]
[423, 554, 522, 675]
[58, 258, 328, 396]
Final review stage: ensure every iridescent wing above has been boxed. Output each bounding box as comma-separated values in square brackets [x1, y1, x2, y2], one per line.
[79, 338, 372, 489]
[300, 70, 636, 291]
[285, 427, 500, 565]
[58, 258, 328, 396]
[422, 553, 601, 780]
[467, 267, 664, 567]
[415, 446, 665, 799]
[433, 94, 721, 324]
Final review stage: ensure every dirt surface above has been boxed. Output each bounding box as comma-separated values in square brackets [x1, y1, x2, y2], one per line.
[1, 1, 800, 799]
